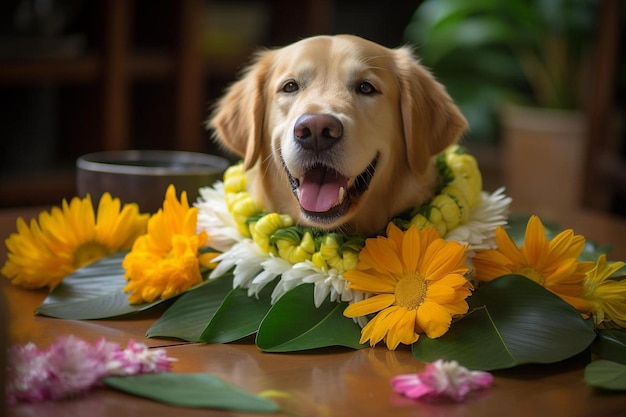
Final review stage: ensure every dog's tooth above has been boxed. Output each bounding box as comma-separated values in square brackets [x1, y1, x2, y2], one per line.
[336, 186, 346, 206]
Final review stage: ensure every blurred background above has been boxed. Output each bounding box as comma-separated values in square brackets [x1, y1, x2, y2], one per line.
[0, 0, 624, 224]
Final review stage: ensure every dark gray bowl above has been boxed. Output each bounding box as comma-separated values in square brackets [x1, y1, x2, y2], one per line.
[76, 150, 230, 213]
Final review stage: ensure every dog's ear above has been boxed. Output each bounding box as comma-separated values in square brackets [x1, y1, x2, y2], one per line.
[394, 46, 467, 173]
[209, 50, 275, 170]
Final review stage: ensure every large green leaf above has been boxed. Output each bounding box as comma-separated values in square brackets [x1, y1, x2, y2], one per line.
[35, 252, 161, 319]
[146, 275, 234, 342]
[256, 284, 365, 352]
[412, 275, 596, 370]
[593, 329, 626, 365]
[584, 360, 626, 391]
[200, 281, 275, 344]
[103, 373, 279, 412]
[425, 17, 520, 65]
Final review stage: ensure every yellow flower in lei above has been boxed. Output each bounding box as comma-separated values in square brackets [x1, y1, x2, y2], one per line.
[123, 185, 217, 304]
[473, 215, 595, 314]
[343, 223, 472, 350]
[2, 193, 149, 289]
[583, 254, 626, 328]
[223, 164, 264, 237]
[409, 145, 482, 236]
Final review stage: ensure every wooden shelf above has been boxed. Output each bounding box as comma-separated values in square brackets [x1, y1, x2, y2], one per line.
[0, 56, 100, 84]
[0, 0, 334, 208]
[130, 52, 175, 79]
[0, 53, 184, 84]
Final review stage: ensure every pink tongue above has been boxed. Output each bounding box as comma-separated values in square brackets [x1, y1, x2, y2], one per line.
[297, 166, 348, 213]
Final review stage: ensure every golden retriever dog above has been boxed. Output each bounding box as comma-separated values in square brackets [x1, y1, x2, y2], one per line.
[209, 34, 467, 236]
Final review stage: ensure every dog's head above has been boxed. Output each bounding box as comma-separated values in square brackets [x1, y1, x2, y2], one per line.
[210, 35, 467, 235]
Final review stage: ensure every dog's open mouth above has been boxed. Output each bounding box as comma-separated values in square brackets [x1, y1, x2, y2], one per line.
[286, 154, 379, 223]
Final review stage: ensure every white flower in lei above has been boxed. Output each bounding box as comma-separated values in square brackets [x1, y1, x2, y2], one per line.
[276, 260, 355, 307]
[444, 187, 512, 255]
[195, 182, 243, 252]
[209, 239, 269, 295]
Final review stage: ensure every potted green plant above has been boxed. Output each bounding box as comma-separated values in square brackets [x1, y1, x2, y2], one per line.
[404, 0, 602, 219]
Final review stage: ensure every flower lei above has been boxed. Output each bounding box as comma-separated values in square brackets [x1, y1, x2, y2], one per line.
[200, 145, 512, 307]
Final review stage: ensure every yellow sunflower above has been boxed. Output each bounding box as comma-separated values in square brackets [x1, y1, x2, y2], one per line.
[343, 223, 472, 350]
[473, 215, 595, 314]
[2, 193, 149, 289]
[583, 254, 626, 328]
[122, 184, 217, 304]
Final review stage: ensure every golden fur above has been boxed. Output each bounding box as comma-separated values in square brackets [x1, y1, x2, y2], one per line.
[209, 35, 467, 236]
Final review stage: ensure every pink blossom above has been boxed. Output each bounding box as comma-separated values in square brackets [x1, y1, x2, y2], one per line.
[6, 336, 175, 404]
[391, 360, 493, 402]
[44, 335, 111, 400]
[106, 339, 175, 376]
[7, 342, 52, 403]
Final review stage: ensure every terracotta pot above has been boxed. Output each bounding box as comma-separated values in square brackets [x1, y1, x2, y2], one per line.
[501, 104, 587, 223]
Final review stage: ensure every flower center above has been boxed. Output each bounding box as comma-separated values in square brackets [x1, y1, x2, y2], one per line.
[73, 241, 110, 269]
[515, 266, 546, 286]
[394, 273, 428, 310]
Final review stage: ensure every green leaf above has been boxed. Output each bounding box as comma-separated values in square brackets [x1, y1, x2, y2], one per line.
[412, 275, 596, 370]
[593, 329, 626, 365]
[103, 373, 279, 412]
[146, 275, 234, 342]
[35, 252, 161, 319]
[584, 360, 626, 391]
[426, 17, 521, 65]
[200, 281, 275, 344]
[256, 284, 365, 352]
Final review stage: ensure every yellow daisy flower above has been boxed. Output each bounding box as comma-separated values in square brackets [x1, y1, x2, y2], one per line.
[583, 254, 626, 328]
[343, 223, 472, 350]
[473, 215, 595, 314]
[2, 193, 149, 289]
[122, 185, 217, 304]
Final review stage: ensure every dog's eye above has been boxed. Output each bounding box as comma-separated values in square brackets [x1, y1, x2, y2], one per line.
[281, 80, 300, 93]
[357, 81, 377, 95]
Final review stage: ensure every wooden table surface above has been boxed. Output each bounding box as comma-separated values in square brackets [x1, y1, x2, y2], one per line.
[2, 206, 626, 417]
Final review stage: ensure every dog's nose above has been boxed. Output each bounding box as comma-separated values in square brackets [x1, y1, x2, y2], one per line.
[293, 114, 343, 152]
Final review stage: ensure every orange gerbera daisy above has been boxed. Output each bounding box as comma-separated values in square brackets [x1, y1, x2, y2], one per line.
[473, 215, 594, 314]
[122, 185, 217, 304]
[583, 254, 626, 328]
[2, 193, 148, 289]
[343, 223, 472, 350]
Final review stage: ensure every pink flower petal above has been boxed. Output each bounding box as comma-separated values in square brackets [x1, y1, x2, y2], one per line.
[391, 359, 493, 402]
[7, 336, 176, 404]
[107, 339, 175, 376]
[44, 335, 110, 400]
